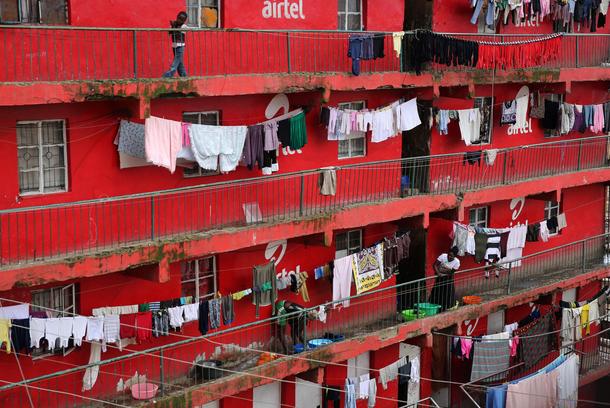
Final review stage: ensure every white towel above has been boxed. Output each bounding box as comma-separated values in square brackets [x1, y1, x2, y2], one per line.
[86, 316, 104, 342]
[82, 341, 102, 392]
[183, 303, 199, 322]
[557, 213, 567, 230]
[218, 126, 247, 172]
[72, 316, 88, 347]
[30, 317, 46, 348]
[57, 317, 74, 348]
[44, 318, 61, 350]
[103, 315, 121, 344]
[168, 306, 185, 328]
[189, 124, 223, 170]
[359, 374, 370, 399]
[0, 304, 29, 320]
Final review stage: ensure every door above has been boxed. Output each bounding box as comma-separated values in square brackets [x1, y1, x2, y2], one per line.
[403, 0, 433, 31]
[399, 343, 421, 406]
[397, 227, 426, 311]
[295, 378, 322, 408]
[402, 101, 432, 195]
[253, 382, 281, 408]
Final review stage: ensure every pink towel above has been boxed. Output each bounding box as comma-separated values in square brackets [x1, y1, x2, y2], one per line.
[592, 104, 605, 133]
[461, 338, 473, 358]
[510, 336, 519, 357]
[144, 116, 182, 173]
[181, 122, 191, 147]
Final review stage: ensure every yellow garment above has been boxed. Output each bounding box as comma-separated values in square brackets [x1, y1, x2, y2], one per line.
[201, 7, 218, 28]
[232, 289, 251, 301]
[392, 32, 405, 57]
[297, 272, 310, 303]
[581, 304, 591, 335]
[0, 319, 11, 354]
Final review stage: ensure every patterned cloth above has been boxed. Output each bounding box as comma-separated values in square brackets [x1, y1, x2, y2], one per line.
[514, 311, 555, 369]
[470, 332, 510, 382]
[117, 120, 146, 159]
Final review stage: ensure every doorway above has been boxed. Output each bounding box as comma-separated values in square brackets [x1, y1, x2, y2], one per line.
[401, 101, 432, 196]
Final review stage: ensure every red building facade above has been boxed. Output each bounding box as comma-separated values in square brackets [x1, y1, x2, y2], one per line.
[0, 0, 610, 407]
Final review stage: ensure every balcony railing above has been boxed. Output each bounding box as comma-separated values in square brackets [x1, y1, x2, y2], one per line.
[1, 135, 608, 268]
[0, 233, 609, 407]
[0, 27, 608, 82]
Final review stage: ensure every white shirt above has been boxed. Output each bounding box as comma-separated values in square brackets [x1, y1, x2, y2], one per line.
[437, 254, 460, 271]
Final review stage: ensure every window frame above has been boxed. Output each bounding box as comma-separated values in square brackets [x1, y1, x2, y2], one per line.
[337, 0, 363, 31]
[181, 256, 217, 301]
[544, 201, 560, 235]
[16, 119, 68, 196]
[335, 229, 363, 258]
[186, 0, 221, 28]
[337, 101, 367, 159]
[474, 97, 493, 145]
[469, 206, 489, 228]
[1, 0, 67, 24]
[182, 111, 221, 178]
[30, 283, 77, 357]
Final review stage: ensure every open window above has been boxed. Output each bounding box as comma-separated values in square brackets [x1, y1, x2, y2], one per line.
[0, 0, 67, 24]
[30, 283, 77, 357]
[186, 0, 220, 28]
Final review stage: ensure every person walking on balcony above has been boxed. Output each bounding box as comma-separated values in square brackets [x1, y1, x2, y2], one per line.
[429, 246, 460, 311]
[163, 11, 188, 78]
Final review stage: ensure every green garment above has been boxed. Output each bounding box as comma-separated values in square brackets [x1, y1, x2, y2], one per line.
[289, 112, 307, 150]
[276, 300, 288, 326]
[261, 281, 273, 292]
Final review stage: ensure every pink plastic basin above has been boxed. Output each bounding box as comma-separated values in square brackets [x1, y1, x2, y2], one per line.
[131, 383, 158, 400]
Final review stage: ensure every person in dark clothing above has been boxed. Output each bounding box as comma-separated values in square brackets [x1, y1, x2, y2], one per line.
[429, 246, 460, 310]
[274, 300, 317, 354]
[163, 11, 188, 78]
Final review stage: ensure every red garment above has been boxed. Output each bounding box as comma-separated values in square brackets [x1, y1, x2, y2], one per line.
[135, 312, 152, 342]
[120, 313, 137, 339]
[477, 36, 561, 70]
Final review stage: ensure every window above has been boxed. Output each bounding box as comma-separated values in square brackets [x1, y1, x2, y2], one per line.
[30, 283, 76, 356]
[335, 229, 363, 258]
[337, 101, 366, 159]
[469, 206, 489, 228]
[181, 256, 217, 301]
[338, 0, 362, 31]
[187, 0, 220, 28]
[0, 0, 67, 24]
[474, 97, 493, 145]
[544, 201, 560, 235]
[17, 120, 67, 195]
[182, 111, 220, 177]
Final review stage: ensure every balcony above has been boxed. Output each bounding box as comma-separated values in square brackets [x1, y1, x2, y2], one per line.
[1, 135, 609, 273]
[1, 233, 609, 407]
[0, 28, 608, 105]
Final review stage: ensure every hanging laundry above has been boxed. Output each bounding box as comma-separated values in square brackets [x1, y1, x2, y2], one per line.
[392, 32, 405, 57]
[10, 318, 30, 352]
[477, 34, 562, 70]
[221, 296, 234, 325]
[505, 369, 558, 408]
[144, 116, 183, 174]
[437, 109, 451, 135]
[560, 103, 575, 135]
[252, 261, 277, 317]
[351, 244, 384, 294]
[397, 98, 422, 131]
[208, 299, 221, 329]
[103, 314, 121, 345]
[515, 311, 555, 368]
[515, 89, 530, 129]
[289, 112, 307, 150]
[501, 100, 517, 125]
[333, 255, 354, 308]
[463, 151, 482, 165]
[470, 332, 510, 382]
[0, 319, 11, 353]
[318, 167, 337, 196]
[85, 316, 104, 342]
[0, 303, 29, 320]
[458, 109, 481, 146]
[542, 100, 560, 130]
[243, 124, 265, 170]
[135, 312, 152, 342]
[198, 301, 209, 335]
[117, 120, 146, 159]
[167, 306, 185, 329]
[485, 149, 499, 166]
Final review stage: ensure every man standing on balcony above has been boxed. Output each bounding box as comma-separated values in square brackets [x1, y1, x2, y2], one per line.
[429, 246, 460, 311]
[163, 11, 188, 78]
[274, 300, 316, 354]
